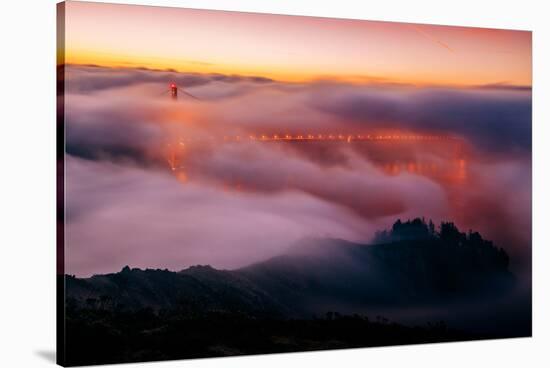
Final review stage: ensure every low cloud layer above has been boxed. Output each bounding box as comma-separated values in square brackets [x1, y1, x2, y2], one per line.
[65, 156, 375, 275]
[63, 65, 532, 276]
[310, 85, 531, 153]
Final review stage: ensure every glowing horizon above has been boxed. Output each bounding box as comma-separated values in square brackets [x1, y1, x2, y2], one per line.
[61, 1, 532, 87]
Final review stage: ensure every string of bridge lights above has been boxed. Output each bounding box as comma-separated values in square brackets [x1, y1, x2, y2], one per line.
[173, 133, 462, 144]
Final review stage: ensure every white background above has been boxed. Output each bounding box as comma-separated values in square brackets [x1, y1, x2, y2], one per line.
[0, 0, 548, 367]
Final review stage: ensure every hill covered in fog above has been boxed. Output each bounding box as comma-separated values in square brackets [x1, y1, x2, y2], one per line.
[66, 218, 515, 317]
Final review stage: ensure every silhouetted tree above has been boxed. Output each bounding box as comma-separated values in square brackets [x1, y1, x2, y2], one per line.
[428, 220, 435, 236]
[440, 222, 461, 242]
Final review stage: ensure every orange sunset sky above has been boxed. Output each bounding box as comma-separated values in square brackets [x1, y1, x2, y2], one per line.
[60, 1, 532, 87]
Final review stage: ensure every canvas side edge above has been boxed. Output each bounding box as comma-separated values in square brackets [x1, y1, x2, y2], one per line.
[56, 2, 67, 366]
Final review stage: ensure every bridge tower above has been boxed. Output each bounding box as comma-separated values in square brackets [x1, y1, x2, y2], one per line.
[170, 83, 178, 100]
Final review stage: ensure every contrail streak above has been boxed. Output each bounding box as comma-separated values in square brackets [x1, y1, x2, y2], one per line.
[410, 25, 455, 53]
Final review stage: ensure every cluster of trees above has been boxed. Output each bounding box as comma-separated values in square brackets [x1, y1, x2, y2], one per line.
[373, 218, 436, 241]
[376, 218, 470, 242]
[373, 218, 511, 280]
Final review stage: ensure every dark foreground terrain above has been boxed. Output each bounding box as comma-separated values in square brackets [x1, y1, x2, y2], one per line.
[65, 309, 478, 366]
[59, 219, 531, 366]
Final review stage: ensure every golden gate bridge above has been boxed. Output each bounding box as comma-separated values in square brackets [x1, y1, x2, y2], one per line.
[161, 83, 466, 178]
[161, 82, 469, 223]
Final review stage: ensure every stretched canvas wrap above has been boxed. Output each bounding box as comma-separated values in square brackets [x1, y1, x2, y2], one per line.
[56, 1, 532, 366]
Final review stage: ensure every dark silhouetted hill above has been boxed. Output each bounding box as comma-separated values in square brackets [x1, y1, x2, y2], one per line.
[66, 218, 515, 318]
